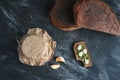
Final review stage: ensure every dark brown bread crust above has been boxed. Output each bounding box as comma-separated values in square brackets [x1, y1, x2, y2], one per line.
[74, 0, 120, 36]
[50, 0, 80, 31]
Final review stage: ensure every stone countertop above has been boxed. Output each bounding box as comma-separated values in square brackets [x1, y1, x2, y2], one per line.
[0, 0, 120, 80]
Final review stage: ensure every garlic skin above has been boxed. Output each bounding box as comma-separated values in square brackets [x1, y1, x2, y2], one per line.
[50, 64, 60, 69]
[56, 56, 65, 63]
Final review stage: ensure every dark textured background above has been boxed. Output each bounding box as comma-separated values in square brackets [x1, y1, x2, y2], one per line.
[0, 0, 120, 80]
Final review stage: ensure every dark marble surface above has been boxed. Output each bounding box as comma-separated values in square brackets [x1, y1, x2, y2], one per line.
[0, 0, 120, 80]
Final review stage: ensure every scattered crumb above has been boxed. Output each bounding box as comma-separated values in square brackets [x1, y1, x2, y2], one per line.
[98, 40, 100, 42]
[30, 15, 32, 19]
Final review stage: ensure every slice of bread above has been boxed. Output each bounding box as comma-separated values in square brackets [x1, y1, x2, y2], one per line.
[73, 41, 92, 67]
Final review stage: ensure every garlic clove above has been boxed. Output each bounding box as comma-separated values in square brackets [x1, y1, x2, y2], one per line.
[83, 49, 87, 54]
[85, 58, 89, 64]
[78, 52, 84, 57]
[56, 56, 65, 63]
[77, 45, 82, 50]
[50, 64, 60, 69]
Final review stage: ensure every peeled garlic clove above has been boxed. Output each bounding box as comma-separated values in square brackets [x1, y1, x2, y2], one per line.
[83, 49, 87, 54]
[77, 45, 82, 50]
[78, 52, 84, 57]
[50, 64, 60, 69]
[56, 56, 65, 63]
[85, 58, 89, 64]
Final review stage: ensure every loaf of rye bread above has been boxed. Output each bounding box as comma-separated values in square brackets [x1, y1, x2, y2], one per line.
[74, 0, 120, 36]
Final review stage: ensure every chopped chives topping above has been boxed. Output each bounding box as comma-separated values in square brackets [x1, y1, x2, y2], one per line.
[86, 57, 89, 59]
[82, 45, 85, 49]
